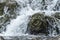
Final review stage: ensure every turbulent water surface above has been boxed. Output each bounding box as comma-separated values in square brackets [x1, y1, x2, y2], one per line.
[0, 0, 60, 40]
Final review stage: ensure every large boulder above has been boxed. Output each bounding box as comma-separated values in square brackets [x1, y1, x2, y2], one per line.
[27, 13, 49, 35]
[0, 1, 19, 33]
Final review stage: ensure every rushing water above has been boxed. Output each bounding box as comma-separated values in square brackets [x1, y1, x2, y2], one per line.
[0, 0, 60, 40]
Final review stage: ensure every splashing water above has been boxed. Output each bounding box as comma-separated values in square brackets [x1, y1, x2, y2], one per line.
[0, 0, 60, 39]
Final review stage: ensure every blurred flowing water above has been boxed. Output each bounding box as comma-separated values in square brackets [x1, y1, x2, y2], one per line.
[0, 0, 60, 40]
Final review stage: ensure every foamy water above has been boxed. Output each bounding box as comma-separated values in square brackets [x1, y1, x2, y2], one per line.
[0, 0, 60, 38]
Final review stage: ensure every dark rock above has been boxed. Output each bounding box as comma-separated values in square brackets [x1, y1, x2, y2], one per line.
[0, 1, 19, 33]
[0, 15, 9, 33]
[45, 16, 55, 28]
[27, 13, 49, 35]
[6, 2, 19, 11]
[0, 2, 6, 16]
[6, 2, 19, 19]
[27, 13, 59, 36]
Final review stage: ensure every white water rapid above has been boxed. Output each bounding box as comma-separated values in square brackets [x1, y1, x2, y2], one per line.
[0, 0, 60, 40]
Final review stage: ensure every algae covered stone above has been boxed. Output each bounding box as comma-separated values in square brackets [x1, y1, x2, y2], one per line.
[27, 13, 49, 35]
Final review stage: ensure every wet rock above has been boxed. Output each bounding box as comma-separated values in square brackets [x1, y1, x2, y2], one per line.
[6, 2, 19, 11]
[27, 13, 60, 36]
[0, 15, 10, 33]
[6, 2, 19, 19]
[2, 36, 60, 40]
[8, 11, 17, 19]
[0, 2, 6, 16]
[0, 15, 9, 24]
[45, 15, 60, 35]
[45, 16, 55, 27]
[51, 12, 60, 34]
[0, 36, 4, 40]
[0, 1, 19, 33]
[27, 13, 49, 35]
[0, 2, 6, 7]
[52, 12, 60, 19]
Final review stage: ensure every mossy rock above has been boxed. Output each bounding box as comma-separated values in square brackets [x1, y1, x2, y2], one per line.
[0, 2, 6, 16]
[0, 2, 6, 11]
[0, 2, 6, 7]
[27, 13, 60, 35]
[0, 11, 4, 16]
[53, 12, 60, 19]
[27, 13, 49, 35]
[0, 15, 9, 24]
